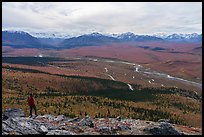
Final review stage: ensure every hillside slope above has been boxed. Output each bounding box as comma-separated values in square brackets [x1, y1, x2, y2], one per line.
[2, 108, 201, 135]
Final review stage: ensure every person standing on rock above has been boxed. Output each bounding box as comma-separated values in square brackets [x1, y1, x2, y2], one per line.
[27, 92, 37, 118]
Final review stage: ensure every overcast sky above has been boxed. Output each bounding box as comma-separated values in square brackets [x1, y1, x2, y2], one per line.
[2, 2, 202, 36]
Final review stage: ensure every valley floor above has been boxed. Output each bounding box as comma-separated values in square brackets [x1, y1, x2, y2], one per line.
[2, 56, 202, 130]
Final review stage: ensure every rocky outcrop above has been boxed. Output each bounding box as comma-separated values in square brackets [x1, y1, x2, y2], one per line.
[144, 122, 184, 135]
[2, 108, 25, 120]
[2, 108, 202, 135]
[78, 115, 94, 128]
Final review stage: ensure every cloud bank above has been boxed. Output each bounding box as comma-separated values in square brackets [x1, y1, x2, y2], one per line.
[2, 2, 202, 36]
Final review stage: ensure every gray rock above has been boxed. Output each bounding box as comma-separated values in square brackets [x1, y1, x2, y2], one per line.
[98, 126, 117, 135]
[54, 115, 65, 122]
[2, 121, 14, 133]
[67, 117, 80, 122]
[44, 122, 59, 130]
[144, 122, 184, 135]
[18, 117, 48, 133]
[40, 125, 48, 133]
[41, 114, 56, 121]
[117, 125, 131, 131]
[29, 118, 59, 132]
[116, 116, 121, 121]
[2, 116, 53, 135]
[59, 125, 84, 133]
[46, 130, 76, 135]
[34, 124, 49, 134]
[3, 117, 40, 135]
[2, 108, 25, 120]
[71, 126, 84, 133]
[158, 119, 171, 123]
[2, 131, 9, 135]
[79, 116, 94, 127]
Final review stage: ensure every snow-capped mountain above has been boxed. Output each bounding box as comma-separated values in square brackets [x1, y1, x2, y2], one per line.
[2, 28, 72, 39]
[59, 32, 119, 48]
[2, 30, 30, 35]
[84, 32, 104, 37]
[116, 32, 163, 42]
[106, 33, 120, 38]
[2, 30, 43, 48]
[153, 33, 201, 38]
[152, 33, 202, 43]
[2, 30, 202, 49]
[117, 32, 136, 39]
[180, 33, 199, 39]
[29, 32, 71, 39]
[165, 33, 186, 40]
[165, 33, 202, 42]
[152, 33, 169, 39]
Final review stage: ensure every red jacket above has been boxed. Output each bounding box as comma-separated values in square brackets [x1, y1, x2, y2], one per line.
[27, 96, 35, 107]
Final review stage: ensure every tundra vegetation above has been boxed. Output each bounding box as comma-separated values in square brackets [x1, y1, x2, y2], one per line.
[2, 65, 202, 128]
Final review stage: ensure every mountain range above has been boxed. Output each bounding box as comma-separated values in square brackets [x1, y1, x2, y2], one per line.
[2, 31, 202, 49]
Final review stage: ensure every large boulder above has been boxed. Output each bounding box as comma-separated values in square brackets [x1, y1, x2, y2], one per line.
[98, 126, 117, 135]
[2, 117, 40, 135]
[78, 116, 94, 128]
[2, 115, 52, 135]
[144, 122, 184, 135]
[2, 108, 25, 120]
[117, 125, 131, 131]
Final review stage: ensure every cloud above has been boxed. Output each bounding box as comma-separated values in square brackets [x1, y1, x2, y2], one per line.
[2, 2, 202, 35]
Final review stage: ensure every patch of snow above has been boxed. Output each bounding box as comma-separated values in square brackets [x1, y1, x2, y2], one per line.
[74, 57, 81, 60]
[167, 75, 174, 79]
[38, 54, 43, 57]
[106, 74, 115, 81]
[135, 67, 139, 72]
[119, 61, 136, 65]
[143, 71, 152, 75]
[105, 60, 115, 63]
[127, 84, 134, 91]
[104, 68, 108, 72]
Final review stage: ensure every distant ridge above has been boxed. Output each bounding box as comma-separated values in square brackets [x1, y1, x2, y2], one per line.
[2, 30, 202, 49]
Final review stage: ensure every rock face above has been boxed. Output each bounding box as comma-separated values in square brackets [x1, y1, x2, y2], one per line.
[98, 126, 117, 135]
[2, 108, 25, 120]
[2, 108, 202, 135]
[78, 115, 94, 127]
[144, 122, 184, 135]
